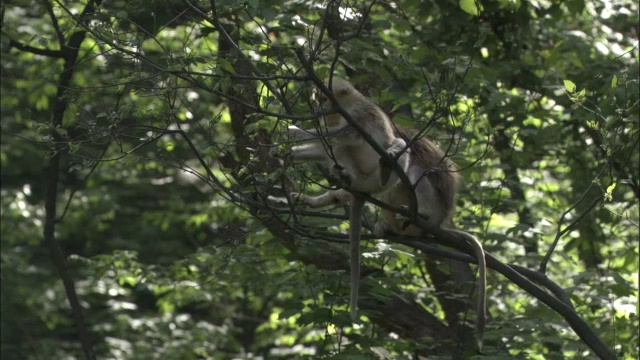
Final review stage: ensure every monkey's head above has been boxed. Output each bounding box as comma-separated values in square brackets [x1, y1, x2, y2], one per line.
[318, 77, 358, 111]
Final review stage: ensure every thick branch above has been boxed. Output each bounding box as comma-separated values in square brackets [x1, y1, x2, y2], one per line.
[408, 214, 616, 360]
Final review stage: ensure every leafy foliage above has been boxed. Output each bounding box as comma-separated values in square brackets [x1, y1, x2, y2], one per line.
[1, 0, 638, 359]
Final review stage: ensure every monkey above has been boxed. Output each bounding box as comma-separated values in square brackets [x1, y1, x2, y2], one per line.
[287, 77, 410, 320]
[373, 128, 487, 350]
[287, 78, 486, 349]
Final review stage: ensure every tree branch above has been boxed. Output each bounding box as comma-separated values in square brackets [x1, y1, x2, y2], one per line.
[7, 39, 63, 57]
[41, 1, 106, 359]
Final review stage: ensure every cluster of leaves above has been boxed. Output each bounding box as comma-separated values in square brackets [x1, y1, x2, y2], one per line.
[1, 0, 638, 359]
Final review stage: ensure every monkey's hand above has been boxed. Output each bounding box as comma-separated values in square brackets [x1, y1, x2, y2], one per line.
[290, 190, 351, 207]
[380, 138, 410, 186]
[386, 138, 409, 159]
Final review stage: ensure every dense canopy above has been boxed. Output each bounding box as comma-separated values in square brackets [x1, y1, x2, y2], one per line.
[1, 0, 638, 359]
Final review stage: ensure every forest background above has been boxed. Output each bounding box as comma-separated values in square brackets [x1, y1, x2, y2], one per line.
[1, 0, 638, 359]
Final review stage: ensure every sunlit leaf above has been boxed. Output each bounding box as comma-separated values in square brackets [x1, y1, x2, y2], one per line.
[459, 0, 480, 15]
[605, 182, 616, 201]
[563, 79, 576, 92]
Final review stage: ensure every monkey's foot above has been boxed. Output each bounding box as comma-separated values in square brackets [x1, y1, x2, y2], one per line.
[373, 221, 392, 238]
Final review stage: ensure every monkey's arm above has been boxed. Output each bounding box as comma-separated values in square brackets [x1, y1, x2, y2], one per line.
[288, 125, 320, 141]
[292, 188, 353, 207]
[288, 124, 359, 164]
[287, 124, 350, 141]
[290, 143, 331, 162]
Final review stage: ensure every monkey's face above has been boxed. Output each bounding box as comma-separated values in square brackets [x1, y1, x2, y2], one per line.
[318, 92, 331, 111]
[314, 84, 335, 112]
[315, 78, 356, 115]
[317, 85, 351, 111]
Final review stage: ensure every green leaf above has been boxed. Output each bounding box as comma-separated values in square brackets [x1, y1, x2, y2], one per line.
[278, 308, 301, 320]
[563, 79, 576, 92]
[611, 74, 618, 88]
[459, 0, 480, 16]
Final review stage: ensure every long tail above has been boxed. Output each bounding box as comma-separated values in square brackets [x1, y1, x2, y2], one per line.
[349, 196, 366, 321]
[452, 229, 486, 350]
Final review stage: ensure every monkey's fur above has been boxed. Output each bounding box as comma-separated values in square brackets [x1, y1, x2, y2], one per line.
[374, 128, 487, 349]
[288, 77, 409, 321]
[374, 128, 459, 234]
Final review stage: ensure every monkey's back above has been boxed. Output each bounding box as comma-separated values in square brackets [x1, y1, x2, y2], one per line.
[397, 128, 459, 221]
[342, 94, 395, 143]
